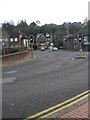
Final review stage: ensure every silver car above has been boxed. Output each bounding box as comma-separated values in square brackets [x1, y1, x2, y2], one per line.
[52, 47, 58, 51]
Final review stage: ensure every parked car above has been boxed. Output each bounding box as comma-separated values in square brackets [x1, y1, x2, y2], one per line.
[44, 46, 48, 49]
[41, 47, 45, 51]
[52, 47, 58, 51]
[58, 46, 64, 49]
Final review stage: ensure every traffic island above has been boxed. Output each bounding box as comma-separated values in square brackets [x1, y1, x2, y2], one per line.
[75, 56, 87, 59]
[75, 51, 87, 59]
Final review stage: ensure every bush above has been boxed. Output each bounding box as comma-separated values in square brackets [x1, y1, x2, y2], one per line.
[2, 48, 19, 55]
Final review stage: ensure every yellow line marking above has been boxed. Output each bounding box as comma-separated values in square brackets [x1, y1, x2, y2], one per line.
[40, 94, 89, 118]
[24, 90, 90, 120]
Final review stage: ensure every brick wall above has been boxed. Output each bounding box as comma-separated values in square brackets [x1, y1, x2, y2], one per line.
[1, 48, 32, 65]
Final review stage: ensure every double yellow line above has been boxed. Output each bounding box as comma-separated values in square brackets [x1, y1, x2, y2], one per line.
[24, 90, 90, 120]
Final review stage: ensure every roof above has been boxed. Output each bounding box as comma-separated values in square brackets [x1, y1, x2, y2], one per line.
[37, 34, 47, 43]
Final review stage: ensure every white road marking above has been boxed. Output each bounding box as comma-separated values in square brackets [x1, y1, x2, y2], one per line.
[67, 58, 75, 63]
[37, 65, 61, 74]
[37, 57, 75, 74]
[6, 71, 17, 74]
[2, 77, 16, 84]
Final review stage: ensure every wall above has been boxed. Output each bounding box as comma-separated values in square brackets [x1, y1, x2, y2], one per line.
[1, 48, 32, 65]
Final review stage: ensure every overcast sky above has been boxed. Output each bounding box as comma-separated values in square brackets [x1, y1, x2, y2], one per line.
[0, 0, 90, 26]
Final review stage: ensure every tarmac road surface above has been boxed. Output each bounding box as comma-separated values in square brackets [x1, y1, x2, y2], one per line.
[2, 50, 88, 119]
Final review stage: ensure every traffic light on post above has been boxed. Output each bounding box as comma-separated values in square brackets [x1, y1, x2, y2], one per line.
[30, 35, 34, 44]
[78, 33, 82, 42]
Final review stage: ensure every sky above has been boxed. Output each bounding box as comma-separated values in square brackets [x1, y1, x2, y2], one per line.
[0, 0, 90, 26]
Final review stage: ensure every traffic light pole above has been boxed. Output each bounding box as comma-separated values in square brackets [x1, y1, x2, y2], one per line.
[31, 44, 33, 58]
[29, 35, 34, 58]
[80, 42, 81, 50]
[78, 33, 83, 57]
[79, 42, 82, 57]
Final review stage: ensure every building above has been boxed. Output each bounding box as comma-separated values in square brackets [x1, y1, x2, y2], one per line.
[36, 34, 48, 49]
[63, 34, 74, 50]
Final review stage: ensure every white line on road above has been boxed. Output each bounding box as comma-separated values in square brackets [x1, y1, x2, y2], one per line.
[6, 71, 17, 74]
[37, 57, 75, 74]
[2, 77, 17, 84]
[67, 58, 75, 63]
[37, 65, 61, 74]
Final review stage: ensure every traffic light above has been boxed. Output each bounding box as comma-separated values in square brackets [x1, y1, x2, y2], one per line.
[30, 35, 34, 44]
[78, 33, 82, 42]
[74, 38, 77, 44]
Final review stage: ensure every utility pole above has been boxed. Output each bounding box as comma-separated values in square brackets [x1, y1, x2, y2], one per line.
[31, 44, 33, 58]
[66, 22, 69, 49]
[66, 23, 69, 50]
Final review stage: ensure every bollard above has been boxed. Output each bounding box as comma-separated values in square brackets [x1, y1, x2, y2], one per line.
[80, 49, 82, 57]
[80, 52, 83, 57]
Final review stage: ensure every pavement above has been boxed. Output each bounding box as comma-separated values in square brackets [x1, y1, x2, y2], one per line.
[1, 55, 39, 67]
[57, 101, 89, 119]
[37, 93, 89, 119]
[25, 100, 89, 120]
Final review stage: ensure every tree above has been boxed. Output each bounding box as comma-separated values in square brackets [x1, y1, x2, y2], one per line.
[69, 22, 82, 34]
[53, 30, 63, 47]
[2, 22, 15, 37]
[30, 22, 37, 27]
[16, 20, 28, 35]
[2, 20, 86, 44]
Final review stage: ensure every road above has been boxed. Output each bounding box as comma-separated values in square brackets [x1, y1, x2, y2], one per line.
[2, 50, 88, 119]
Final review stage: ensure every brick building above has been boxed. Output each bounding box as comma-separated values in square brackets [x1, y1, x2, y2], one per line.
[36, 34, 48, 49]
[63, 34, 74, 50]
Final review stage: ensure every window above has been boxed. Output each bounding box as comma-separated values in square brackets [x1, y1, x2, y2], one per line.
[0, 39, 2, 42]
[5, 38, 8, 42]
[10, 38, 13, 42]
[15, 38, 18, 42]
